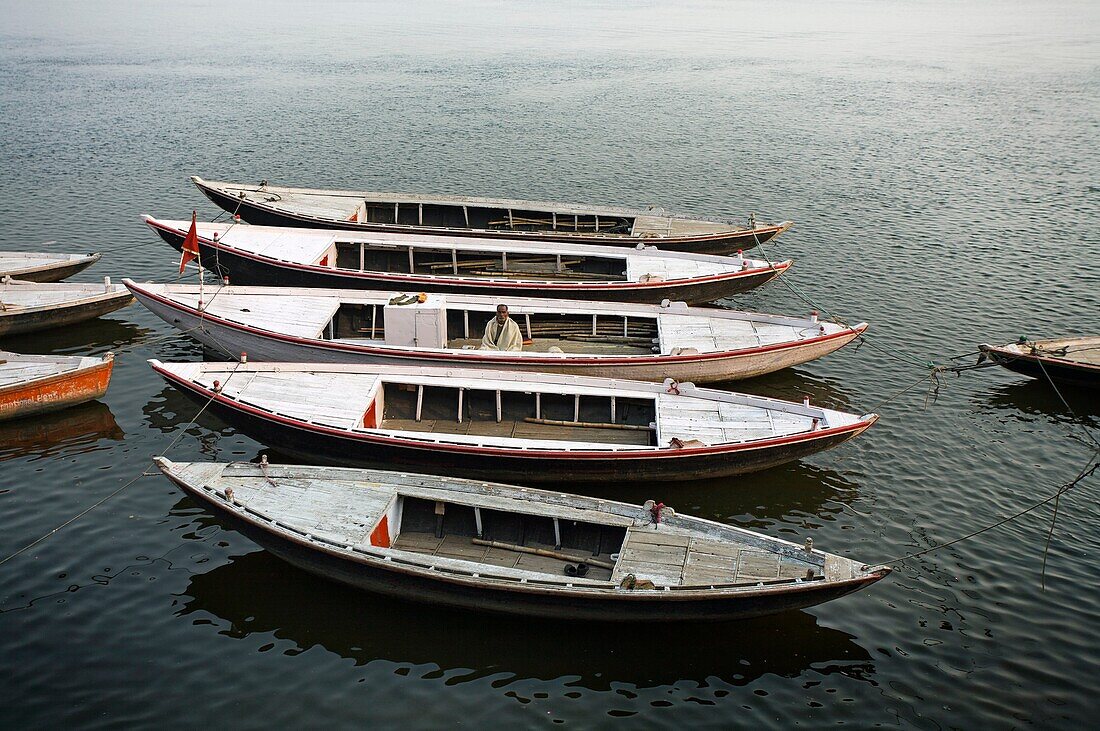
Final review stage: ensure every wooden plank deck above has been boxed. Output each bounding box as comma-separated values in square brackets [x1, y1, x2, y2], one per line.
[217, 474, 394, 545]
[0, 361, 79, 387]
[632, 215, 731, 237]
[0, 254, 64, 270]
[657, 313, 819, 354]
[220, 371, 379, 429]
[0, 353, 103, 388]
[172, 291, 339, 338]
[613, 529, 819, 587]
[625, 255, 738, 283]
[657, 393, 813, 445]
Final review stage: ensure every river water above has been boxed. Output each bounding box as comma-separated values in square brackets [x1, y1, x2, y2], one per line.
[1, 0, 1098, 727]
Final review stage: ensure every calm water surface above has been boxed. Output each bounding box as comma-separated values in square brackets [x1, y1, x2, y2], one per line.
[1, 0, 1098, 727]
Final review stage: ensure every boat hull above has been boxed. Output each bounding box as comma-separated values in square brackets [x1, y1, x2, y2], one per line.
[164, 469, 882, 621]
[0, 356, 114, 422]
[153, 226, 782, 305]
[980, 345, 1100, 389]
[0, 293, 134, 337]
[160, 367, 874, 483]
[1, 254, 100, 283]
[132, 285, 864, 384]
[196, 181, 790, 256]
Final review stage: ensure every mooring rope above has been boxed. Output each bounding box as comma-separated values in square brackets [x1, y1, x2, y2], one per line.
[747, 227, 1099, 579]
[1034, 355, 1100, 450]
[1, 226, 251, 569]
[749, 228, 939, 371]
[0, 361, 244, 568]
[865, 450, 1100, 572]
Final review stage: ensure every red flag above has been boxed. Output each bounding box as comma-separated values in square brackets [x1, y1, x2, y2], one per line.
[178, 210, 200, 274]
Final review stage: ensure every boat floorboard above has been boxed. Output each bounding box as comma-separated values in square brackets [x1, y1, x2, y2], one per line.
[447, 337, 653, 355]
[391, 532, 616, 581]
[381, 418, 653, 445]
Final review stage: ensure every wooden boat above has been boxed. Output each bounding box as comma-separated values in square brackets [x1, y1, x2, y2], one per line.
[125, 280, 868, 384]
[191, 176, 794, 256]
[0, 251, 101, 282]
[0, 278, 134, 337]
[979, 336, 1100, 389]
[154, 458, 889, 621]
[0, 351, 115, 421]
[144, 216, 790, 305]
[149, 360, 877, 483]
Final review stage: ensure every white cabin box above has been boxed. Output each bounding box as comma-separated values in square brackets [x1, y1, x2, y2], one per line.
[384, 295, 448, 349]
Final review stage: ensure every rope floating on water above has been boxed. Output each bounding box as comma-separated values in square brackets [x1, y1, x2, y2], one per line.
[748, 227, 1099, 578]
[0, 361, 245, 568]
[865, 451, 1100, 571]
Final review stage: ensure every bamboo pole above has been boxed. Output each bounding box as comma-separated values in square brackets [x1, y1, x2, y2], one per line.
[523, 417, 652, 431]
[471, 539, 616, 570]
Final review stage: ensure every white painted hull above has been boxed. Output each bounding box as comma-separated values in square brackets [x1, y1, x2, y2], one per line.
[136, 291, 861, 384]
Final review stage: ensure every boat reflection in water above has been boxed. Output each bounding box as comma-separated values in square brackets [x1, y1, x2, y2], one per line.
[0, 400, 123, 464]
[176, 547, 877, 690]
[975, 380, 1100, 422]
[0, 317, 150, 355]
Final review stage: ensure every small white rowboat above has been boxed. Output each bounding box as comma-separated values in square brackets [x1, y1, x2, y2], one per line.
[155, 458, 889, 621]
[0, 278, 134, 337]
[0, 251, 101, 282]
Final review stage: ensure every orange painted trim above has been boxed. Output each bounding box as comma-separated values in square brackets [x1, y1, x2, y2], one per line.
[363, 400, 379, 429]
[369, 514, 390, 548]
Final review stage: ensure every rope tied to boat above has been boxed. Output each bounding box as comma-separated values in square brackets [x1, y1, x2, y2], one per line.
[747, 227, 942, 372]
[863, 450, 1100, 574]
[0, 361, 246, 568]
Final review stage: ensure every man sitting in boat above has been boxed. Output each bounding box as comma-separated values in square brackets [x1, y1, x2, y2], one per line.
[480, 304, 523, 351]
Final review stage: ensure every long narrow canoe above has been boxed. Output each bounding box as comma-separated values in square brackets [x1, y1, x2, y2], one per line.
[155, 459, 889, 621]
[979, 336, 1100, 389]
[0, 278, 134, 337]
[192, 176, 793, 256]
[149, 360, 877, 483]
[125, 280, 867, 384]
[144, 216, 790, 305]
[0, 351, 115, 421]
[0, 251, 101, 282]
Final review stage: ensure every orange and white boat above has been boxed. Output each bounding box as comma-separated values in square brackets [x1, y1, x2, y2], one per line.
[0, 351, 115, 422]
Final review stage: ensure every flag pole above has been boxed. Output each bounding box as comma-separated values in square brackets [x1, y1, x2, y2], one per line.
[195, 210, 205, 311]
